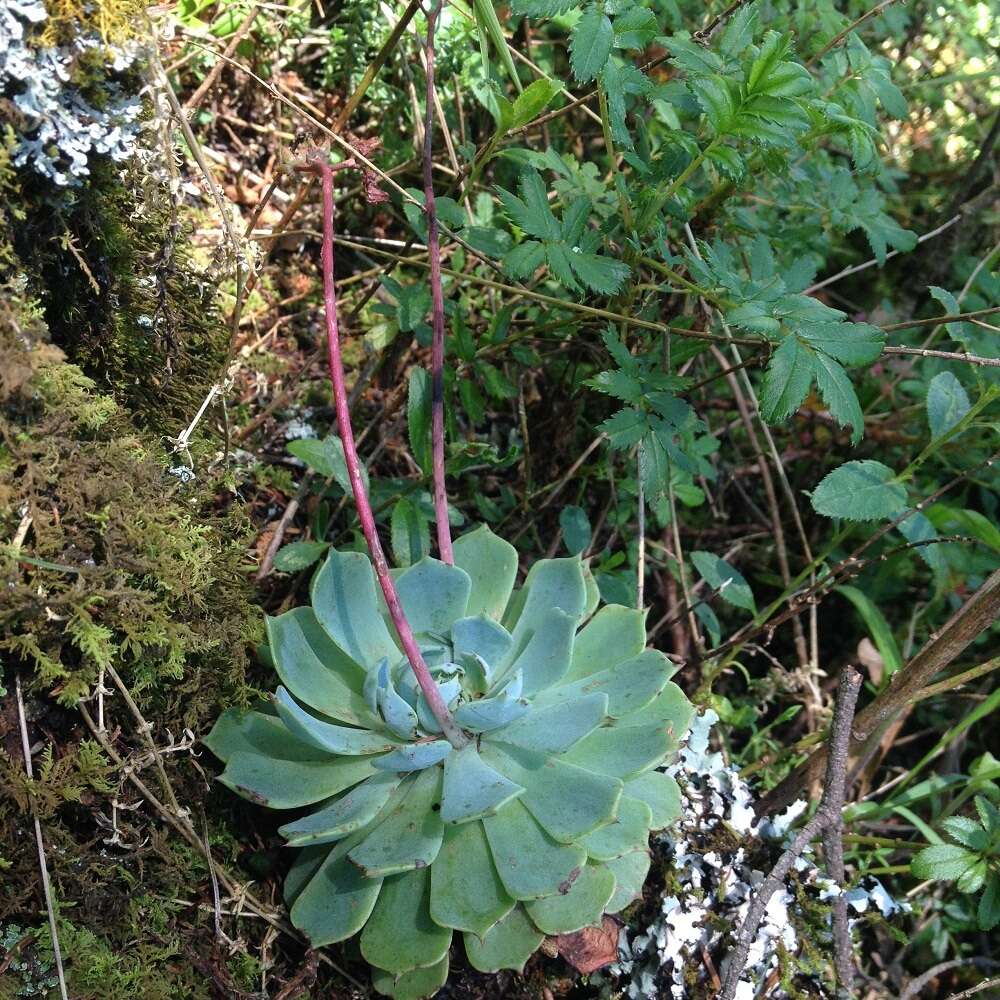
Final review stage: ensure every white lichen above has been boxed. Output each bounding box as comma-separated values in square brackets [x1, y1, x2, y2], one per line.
[605, 710, 906, 999]
[1, 0, 144, 186]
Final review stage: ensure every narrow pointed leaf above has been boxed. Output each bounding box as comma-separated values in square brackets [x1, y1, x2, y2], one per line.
[361, 866, 453, 974]
[464, 905, 544, 973]
[525, 862, 615, 934]
[441, 745, 524, 824]
[349, 768, 444, 877]
[431, 821, 515, 935]
[482, 799, 587, 900]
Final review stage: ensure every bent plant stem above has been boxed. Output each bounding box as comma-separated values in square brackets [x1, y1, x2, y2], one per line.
[423, 0, 454, 564]
[304, 153, 467, 748]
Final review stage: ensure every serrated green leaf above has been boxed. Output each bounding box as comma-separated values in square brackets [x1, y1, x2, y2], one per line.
[504, 239, 547, 279]
[979, 874, 1000, 931]
[926, 371, 970, 438]
[691, 75, 736, 132]
[811, 460, 906, 520]
[799, 321, 884, 365]
[940, 816, 989, 852]
[600, 407, 649, 448]
[510, 0, 578, 14]
[911, 843, 978, 881]
[511, 78, 561, 127]
[811, 352, 865, 444]
[612, 7, 656, 49]
[569, 251, 631, 294]
[760, 335, 813, 422]
[570, 6, 614, 81]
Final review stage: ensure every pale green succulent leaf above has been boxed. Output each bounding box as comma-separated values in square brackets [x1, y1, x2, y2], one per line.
[204, 708, 318, 764]
[279, 772, 403, 847]
[617, 680, 693, 744]
[504, 606, 576, 695]
[441, 745, 524, 824]
[348, 767, 444, 877]
[451, 615, 513, 681]
[624, 770, 682, 829]
[283, 844, 328, 906]
[454, 672, 530, 731]
[266, 608, 374, 726]
[579, 795, 653, 860]
[605, 849, 651, 912]
[311, 549, 401, 667]
[273, 687, 400, 755]
[506, 557, 587, 642]
[524, 862, 615, 934]
[582, 560, 601, 618]
[220, 751, 378, 809]
[376, 662, 421, 740]
[563, 723, 673, 778]
[371, 956, 449, 1000]
[482, 742, 622, 843]
[464, 905, 545, 974]
[430, 820, 515, 935]
[394, 557, 472, 635]
[495, 693, 608, 754]
[534, 648, 672, 717]
[482, 798, 587, 900]
[414, 679, 462, 734]
[289, 831, 383, 945]
[453, 525, 519, 620]
[372, 739, 453, 772]
[360, 866, 453, 974]
[566, 604, 647, 682]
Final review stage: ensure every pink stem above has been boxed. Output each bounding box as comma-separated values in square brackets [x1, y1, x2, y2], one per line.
[309, 155, 467, 748]
[422, 0, 454, 565]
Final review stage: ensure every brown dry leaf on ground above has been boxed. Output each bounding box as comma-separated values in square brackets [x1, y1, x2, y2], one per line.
[553, 916, 621, 974]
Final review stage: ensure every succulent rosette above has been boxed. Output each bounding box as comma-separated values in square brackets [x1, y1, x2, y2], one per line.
[206, 525, 692, 999]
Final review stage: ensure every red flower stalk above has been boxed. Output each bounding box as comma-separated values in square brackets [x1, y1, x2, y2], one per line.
[298, 151, 467, 749]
